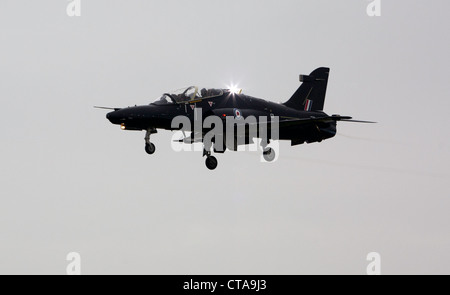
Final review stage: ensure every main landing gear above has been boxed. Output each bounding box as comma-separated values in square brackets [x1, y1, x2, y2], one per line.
[203, 149, 218, 170]
[144, 128, 157, 155]
[202, 140, 276, 170]
[203, 142, 218, 170]
[205, 155, 218, 170]
[263, 148, 276, 162]
[261, 140, 276, 162]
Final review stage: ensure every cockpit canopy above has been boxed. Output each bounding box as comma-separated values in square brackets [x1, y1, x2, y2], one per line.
[153, 86, 224, 105]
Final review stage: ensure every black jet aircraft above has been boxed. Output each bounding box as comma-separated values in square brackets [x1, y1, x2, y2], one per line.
[98, 68, 374, 170]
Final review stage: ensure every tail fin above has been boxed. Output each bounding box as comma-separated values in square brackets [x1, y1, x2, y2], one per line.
[283, 67, 330, 112]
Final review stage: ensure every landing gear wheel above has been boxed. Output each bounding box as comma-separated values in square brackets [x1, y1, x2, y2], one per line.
[145, 143, 156, 155]
[263, 148, 276, 162]
[205, 156, 218, 170]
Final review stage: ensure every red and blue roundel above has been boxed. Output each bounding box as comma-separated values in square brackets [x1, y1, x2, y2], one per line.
[234, 108, 242, 119]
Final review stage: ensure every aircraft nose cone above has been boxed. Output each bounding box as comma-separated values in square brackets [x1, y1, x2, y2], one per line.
[107, 111, 121, 124]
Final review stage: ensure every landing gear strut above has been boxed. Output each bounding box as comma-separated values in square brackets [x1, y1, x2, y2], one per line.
[144, 128, 157, 155]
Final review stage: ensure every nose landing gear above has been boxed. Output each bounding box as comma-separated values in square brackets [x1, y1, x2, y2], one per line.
[144, 128, 157, 155]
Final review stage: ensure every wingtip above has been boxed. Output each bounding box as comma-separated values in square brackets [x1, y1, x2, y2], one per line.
[94, 106, 121, 111]
[341, 119, 377, 124]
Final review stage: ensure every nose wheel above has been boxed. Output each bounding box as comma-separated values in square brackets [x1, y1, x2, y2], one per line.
[145, 143, 156, 155]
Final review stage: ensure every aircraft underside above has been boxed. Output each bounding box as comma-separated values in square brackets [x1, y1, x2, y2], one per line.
[140, 121, 337, 170]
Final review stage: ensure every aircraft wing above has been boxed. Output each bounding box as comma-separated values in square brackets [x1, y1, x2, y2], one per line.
[94, 106, 122, 111]
[278, 116, 376, 127]
[173, 116, 375, 144]
[234, 115, 375, 128]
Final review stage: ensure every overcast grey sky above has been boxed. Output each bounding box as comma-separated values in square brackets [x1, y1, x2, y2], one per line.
[0, 0, 449, 274]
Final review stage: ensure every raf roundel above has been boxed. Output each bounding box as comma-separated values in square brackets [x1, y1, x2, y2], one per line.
[234, 108, 242, 119]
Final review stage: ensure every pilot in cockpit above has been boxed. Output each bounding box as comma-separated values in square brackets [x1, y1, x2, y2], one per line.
[201, 88, 208, 98]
